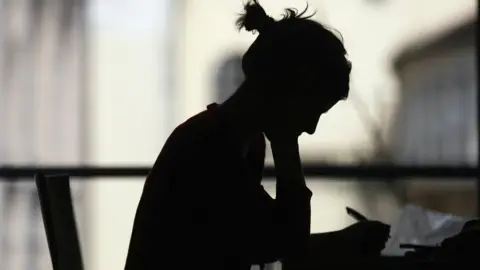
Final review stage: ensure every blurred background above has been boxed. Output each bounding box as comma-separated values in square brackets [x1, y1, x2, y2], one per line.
[0, 0, 477, 269]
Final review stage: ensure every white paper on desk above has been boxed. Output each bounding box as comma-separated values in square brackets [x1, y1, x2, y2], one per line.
[382, 204, 474, 256]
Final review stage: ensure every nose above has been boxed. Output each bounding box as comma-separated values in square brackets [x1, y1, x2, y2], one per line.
[305, 119, 318, 135]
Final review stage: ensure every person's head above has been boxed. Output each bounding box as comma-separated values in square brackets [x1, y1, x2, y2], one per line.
[234, 0, 352, 135]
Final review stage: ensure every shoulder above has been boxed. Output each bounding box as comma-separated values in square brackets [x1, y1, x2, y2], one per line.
[168, 109, 220, 149]
[146, 109, 222, 186]
[156, 108, 224, 164]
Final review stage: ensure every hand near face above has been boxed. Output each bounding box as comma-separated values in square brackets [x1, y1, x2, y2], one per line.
[263, 97, 305, 143]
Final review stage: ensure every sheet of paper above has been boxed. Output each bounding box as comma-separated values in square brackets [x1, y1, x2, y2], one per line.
[382, 204, 474, 256]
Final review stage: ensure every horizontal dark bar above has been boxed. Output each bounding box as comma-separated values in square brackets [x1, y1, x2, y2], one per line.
[297, 164, 478, 179]
[0, 164, 477, 179]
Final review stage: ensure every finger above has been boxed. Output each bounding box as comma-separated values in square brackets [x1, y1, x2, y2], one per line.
[368, 220, 389, 227]
[377, 221, 391, 229]
[376, 222, 391, 232]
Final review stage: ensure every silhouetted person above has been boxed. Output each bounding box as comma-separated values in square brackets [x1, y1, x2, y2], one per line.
[125, 1, 390, 269]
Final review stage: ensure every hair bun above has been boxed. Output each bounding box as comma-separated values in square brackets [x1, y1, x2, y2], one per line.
[236, 0, 275, 33]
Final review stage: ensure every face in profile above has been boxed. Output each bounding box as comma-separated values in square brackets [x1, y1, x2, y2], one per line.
[300, 94, 339, 135]
[270, 70, 348, 136]
[290, 90, 340, 135]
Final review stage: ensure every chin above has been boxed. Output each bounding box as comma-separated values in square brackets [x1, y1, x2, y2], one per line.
[304, 125, 317, 135]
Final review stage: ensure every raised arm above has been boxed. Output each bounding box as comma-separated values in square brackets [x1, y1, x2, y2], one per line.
[215, 138, 313, 265]
[270, 139, 312, 259]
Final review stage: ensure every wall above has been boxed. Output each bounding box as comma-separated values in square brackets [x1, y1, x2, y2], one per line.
[85, 0, 173, 269]
[392, 23, 477, 216]
[0, 0, 86, 269]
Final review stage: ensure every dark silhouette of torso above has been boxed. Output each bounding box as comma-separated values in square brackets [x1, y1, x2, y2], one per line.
[125, 103, 272, 270]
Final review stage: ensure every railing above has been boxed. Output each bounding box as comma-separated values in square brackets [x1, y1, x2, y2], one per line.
[1, 164, 478, 220]
[1, 165, 478, 213]
[0, 164, 477, 179]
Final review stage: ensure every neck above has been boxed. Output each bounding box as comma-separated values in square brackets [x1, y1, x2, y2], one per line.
[217, 80, 264, 142]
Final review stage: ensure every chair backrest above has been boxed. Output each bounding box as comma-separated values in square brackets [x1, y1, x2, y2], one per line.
[35, 173, 84, 270]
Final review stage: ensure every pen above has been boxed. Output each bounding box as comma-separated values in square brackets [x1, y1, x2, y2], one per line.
[346, 206, 368, 221]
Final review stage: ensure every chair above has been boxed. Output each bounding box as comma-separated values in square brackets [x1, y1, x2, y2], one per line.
[35, 173, 84, 270]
